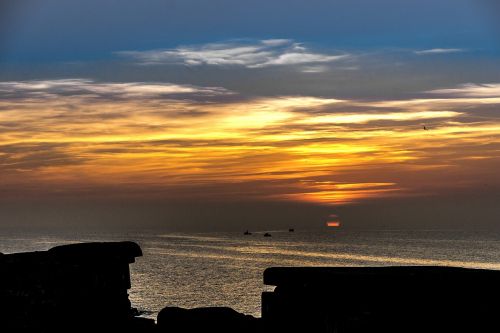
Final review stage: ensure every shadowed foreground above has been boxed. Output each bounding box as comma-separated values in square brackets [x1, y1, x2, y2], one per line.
[1, 241, 498, 332]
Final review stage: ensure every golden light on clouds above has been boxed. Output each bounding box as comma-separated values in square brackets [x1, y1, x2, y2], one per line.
[298, 111, 462, 125]
[1, 80, 500, 205]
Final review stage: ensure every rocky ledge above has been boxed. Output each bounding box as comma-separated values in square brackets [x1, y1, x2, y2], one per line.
[1, 242, 499, 332]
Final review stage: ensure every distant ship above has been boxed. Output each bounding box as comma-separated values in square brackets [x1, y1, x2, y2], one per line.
[244, 230, 252, 235]
[289, 228, 295, 232]
[264, 233, 272, 237]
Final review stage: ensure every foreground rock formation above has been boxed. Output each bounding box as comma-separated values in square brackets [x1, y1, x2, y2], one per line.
[262, 266, 500, 332]
[157, 306, 259, 333]
[0, 242, 154, 332]
[1, 241, 499, 332]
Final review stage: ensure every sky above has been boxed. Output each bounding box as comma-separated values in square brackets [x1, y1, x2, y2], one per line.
[1, 0, 500, 230]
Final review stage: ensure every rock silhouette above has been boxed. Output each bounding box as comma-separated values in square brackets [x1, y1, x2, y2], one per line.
[2, 242, 500, 332]
[0, 241, 154, 332]
[262, 266, 500, 333]
[157, 306, 260, 333]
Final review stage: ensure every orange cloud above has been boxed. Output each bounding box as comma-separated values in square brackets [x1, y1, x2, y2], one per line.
[1, 80, 500, 206]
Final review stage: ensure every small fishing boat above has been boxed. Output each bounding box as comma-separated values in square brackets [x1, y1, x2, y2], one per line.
[264, 233, 272, 237]
[244, 230, 252, 235]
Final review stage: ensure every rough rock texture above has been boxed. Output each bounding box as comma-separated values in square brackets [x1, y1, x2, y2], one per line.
[0, 241, 154, 332]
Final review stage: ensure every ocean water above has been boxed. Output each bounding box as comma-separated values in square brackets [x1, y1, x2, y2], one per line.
[1, 229, 500, 319]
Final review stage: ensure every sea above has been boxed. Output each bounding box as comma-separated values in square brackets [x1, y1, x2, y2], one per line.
[1, 228, 500, 319]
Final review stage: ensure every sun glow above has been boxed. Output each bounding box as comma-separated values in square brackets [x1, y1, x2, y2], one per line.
[1, 80, 500, 205]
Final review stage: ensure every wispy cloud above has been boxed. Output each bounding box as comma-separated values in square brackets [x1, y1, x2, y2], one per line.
[414, 48, 465, 55]
[298, 111, 461, 125]
[299, 65, 332, 73]
[0, 79, 232, 100]
[118, 39, 348, 69]
[426, 83, 500, 98]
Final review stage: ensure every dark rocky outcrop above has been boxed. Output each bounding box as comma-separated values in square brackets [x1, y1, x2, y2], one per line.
[157, 306, 260, 333]
[3, 241, 500, 333]
[262, 266, 500, 332]
[0, 241, 154, 332]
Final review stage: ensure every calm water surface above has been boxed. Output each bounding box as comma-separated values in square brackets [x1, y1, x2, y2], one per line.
[2, 229, 500, 318]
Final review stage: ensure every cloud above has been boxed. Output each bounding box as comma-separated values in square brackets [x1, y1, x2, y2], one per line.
[118, 39, 348, 69]
[298, 111, 462, 125]
[426, 83, 500, 98]
[300, 65, 331, 73]
[1, 79, 500, 205]
[414, 48, 465, 55]
[0, 142, 85, 171]
[280, 181, 398, 205]
[0, 79, 233, 100]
